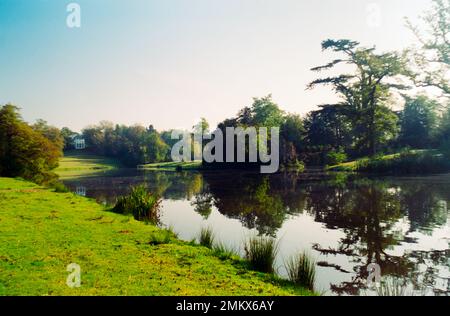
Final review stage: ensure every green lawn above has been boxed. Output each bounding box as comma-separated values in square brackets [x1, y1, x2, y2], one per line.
[327, 149, 450, 174]
[327, 153, 401, 172]
[0, 177, 313, 296]
[139, 161, 203, 171]
[55, 150, 123, 179]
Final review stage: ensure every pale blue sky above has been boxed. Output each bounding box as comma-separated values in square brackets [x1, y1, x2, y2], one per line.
[0, 0, 433, 131]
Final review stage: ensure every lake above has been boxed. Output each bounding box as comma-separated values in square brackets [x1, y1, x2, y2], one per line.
[62, 169, 450, 296]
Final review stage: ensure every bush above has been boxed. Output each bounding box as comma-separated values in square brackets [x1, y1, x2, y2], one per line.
[326, 150, 347, 166]
[51, 181, 70, 193]
[285, 252, 316, 291]
[112, 185, 161, 223]
[244, 236, 278, 273]
[281, 160, 305, 172]
[198, 227, 215, 249]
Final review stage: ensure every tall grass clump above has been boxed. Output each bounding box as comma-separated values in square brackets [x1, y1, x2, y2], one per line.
[374, 277, 412, 296]
[285, 252, 316, 291]
[198, 227, 215, 249]
[148, 228, 174, 246]
[112, 185, 161, 223]
[213, 242, 238, 260]
[244, 236, 278, 273]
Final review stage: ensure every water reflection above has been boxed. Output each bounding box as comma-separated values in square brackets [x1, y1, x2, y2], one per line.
[63, 170, 450, 296]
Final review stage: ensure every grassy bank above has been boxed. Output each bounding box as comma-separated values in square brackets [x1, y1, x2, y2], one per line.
[138, 161, 203, 171]
[0, 177, 313, 296]
[327, 150, 450, 174]
[55, 150, 123, 179]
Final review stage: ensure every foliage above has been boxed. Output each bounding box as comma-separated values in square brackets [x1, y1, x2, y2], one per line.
[51, 181, 70, 193]
[406, 0, 450, 97]
[285, 252, 316, 291]
[244, 236, 279, 273]
[112, 185, 161, 223]
[326, 150, 348, 166]
[308, 39, 408, 157]
[32, 119, 64, 152]
[60, 127, 78, 150]
[0, 104, 62, 184]
[82, 122, 170, 167]
[399, 95, 439, 148]
[211, 95, 304, 168]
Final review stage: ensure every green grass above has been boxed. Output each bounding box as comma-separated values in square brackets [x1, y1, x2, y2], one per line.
[55, 150, 123, 179]
[327, 150, 450, 174]
[213, 242, 239, 261]
[327, 153, 400, 172]
[138, 161, 203, 171]
[0, 177, 314, 296]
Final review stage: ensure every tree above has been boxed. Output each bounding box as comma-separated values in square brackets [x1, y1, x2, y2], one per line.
[0, 105, 62, 183]
[247, 95, 285, 127]
[399, 95, 439, 148]
[60, 127, 78, 150]
[280, 114, 305, 164]
[308, 39, 408, 156]
[406, 0, 450, 97]
[82, 122, 171, 166]
[32, 119, 64, 152]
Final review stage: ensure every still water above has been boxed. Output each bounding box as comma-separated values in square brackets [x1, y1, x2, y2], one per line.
[63, 169, 450, 296]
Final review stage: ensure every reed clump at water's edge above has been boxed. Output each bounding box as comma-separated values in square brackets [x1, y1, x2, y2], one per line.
[112, 185, 161, 223]
[244, 236, 279, 273]
[285, 251, 316, 291]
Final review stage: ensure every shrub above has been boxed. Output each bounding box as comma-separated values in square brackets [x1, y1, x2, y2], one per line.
[326, 150, 347, 166]
[198, 227, 215, 249]
[244, 236, 278, 273]
[50, 181, 70, 193]
[285, 252, 316, 291]
[112, 185, 161, 223]
[282, 160, 305, 172]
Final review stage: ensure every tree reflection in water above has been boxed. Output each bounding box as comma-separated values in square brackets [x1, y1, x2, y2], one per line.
[64, 170, 450, 295]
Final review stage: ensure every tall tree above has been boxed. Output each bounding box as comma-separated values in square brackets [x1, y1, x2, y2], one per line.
[32, 119, 64, 152]
[406, 0, 450, 97]
[0, 105, 61, 183]
[399, 95, 439, 148]
[308, 39, 408, 156]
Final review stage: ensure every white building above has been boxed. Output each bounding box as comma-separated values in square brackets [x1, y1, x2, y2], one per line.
[70, 135, 86, 150]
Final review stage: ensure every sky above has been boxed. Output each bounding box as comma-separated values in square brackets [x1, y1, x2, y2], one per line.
[0, 0, 435, 132]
